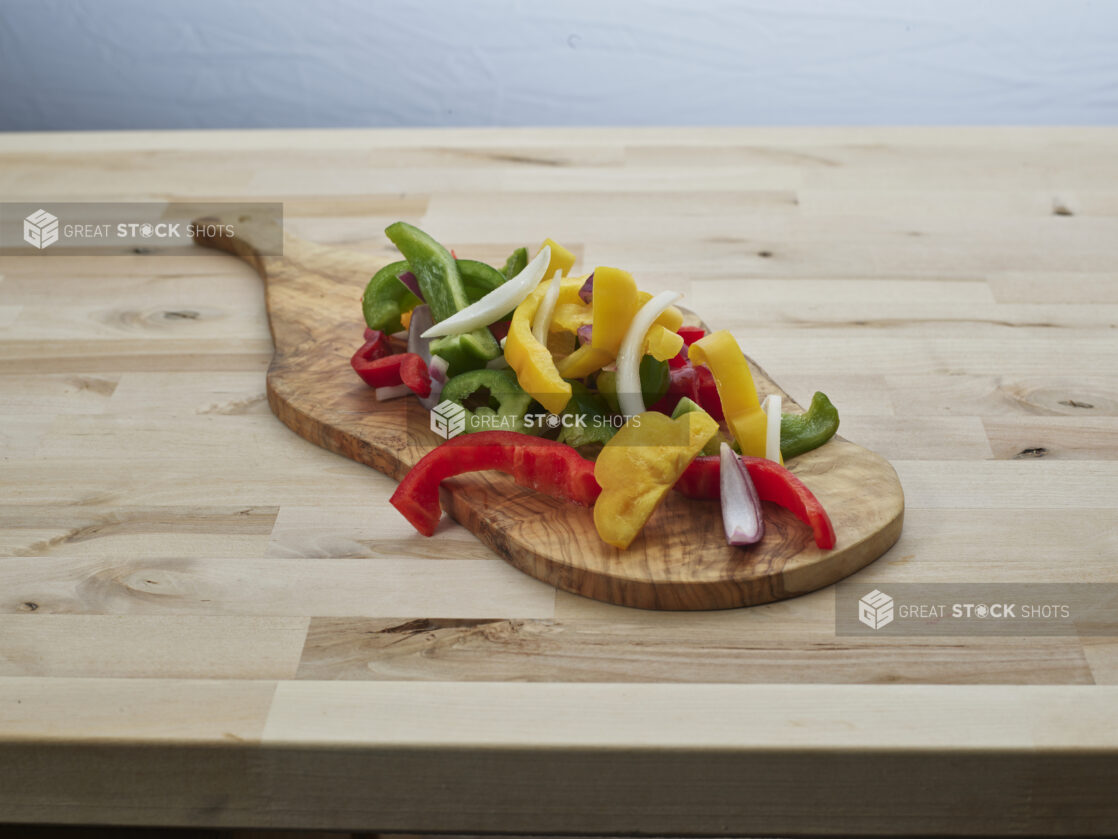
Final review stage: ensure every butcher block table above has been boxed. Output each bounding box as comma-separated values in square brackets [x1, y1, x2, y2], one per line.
[1, 126, 1117, 837]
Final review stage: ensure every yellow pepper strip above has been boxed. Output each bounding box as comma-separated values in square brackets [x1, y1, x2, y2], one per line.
[556, 343, 612, 378]
[687, 330, 768, 458]
[636, 292, 683, 332]
[553, 277, 684, 377]
[550, 301, 593, 333]
[594, 411, 718, 549]
[642, 324, 684, 362]
[546, 330, 576, 358]
[506, 277, 586, 415]
[590, 266, 638, 354]
[539, 238, 576, 279]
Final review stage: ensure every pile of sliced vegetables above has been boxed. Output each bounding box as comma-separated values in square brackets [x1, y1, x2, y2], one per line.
[354, 222, 841, 551]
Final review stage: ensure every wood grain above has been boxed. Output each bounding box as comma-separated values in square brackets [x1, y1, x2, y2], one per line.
[191, 219, 904, 609]
[3, 126, 1118, 835]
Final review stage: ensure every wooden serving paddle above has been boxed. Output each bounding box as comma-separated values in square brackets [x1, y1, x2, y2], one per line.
[194, 217, 903, 610]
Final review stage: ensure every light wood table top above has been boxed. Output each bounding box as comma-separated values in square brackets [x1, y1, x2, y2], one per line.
[1, 126, 1116, 836]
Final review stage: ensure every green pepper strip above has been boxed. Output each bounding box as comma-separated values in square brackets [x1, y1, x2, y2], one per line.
[557, 381, 617, 449]
[781, 391, 840, 460]
[500, 247, 528, 279]
[362, 260, 420, 334]
[458, 259, 507, 299]
[363, 257, 510, 339]
[385, 222, 467, 321]
[440, 369, 538, 436]
[385, 222, 500, 374]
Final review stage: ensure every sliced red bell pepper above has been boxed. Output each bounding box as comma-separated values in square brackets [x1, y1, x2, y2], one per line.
[649, 364, 697, 415]
[351, 331, 395, 386]
[677, 326, 706, 346]
[694, 364, 724, 421]
[399, 353, 431, 398]
[668, 327, 705, 370]
[391, 431, 601, 536]
[489, 319, 512, 343]
[674, 455, 836, 549]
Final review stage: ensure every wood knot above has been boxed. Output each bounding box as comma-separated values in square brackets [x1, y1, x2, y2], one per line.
[21, 601, 39, 612]
[1014, 447, 1048, 459]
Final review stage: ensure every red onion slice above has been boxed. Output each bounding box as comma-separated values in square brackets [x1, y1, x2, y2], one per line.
[719, 442, 764, 546]
[396, 271, 424, 302]
[578, 271, 595, 304]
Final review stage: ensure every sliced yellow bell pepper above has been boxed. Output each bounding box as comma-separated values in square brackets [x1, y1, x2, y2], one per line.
[555, 326, 679, 377]
[636, 291, 684, 332]
[687, 330, 767, 458]
[642, 324, 684, 362]
[506, 276, 586, 414]
[590, 266, 638, 354]
[556, 344, 612, 379]
[550, 301, 593, 333]
[546, 330, 576, 357]
[540, 238, 576, 279]
[594, 411, 718, 549]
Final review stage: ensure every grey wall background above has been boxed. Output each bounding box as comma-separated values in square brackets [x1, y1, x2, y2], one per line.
[2, 0, 1116, 131]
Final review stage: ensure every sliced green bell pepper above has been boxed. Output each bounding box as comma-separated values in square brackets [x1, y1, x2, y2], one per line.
[439, 369, 537, 435]
[384, 222, 500, 374]
[362, 259, 420, 333]
[557, 381, 617, 449]
[500, 247, 528, 279]
[781, 391, 840, 460]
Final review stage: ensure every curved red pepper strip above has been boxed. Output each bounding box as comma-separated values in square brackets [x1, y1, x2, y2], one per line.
[399, 354, 431, 398]
[675, 455, 836, 550]
[390, 431, 601, 537]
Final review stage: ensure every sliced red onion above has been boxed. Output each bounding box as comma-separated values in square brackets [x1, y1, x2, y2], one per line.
[417, 354, 450, 411]
[397, 270, 424, 302]
[719, 442, 764, 546]
[406, 304, 434, 365]
[578, 271, 594, 304]
[576, 324, 593, 346]
[375, 384, 411, 401]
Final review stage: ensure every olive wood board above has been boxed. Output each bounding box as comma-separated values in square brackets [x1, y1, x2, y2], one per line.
[194, 218, 904, 610]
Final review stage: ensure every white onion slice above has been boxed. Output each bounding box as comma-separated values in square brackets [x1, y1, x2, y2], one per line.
[406, 304, 434, 364]
[420, 246, 551, 338]
[615, 290, 683, 417]
[531, 273, 562, 345]
[375, 384, 411, 401]
[720, 442, 764, 546]
[762, 393, 782, 463]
